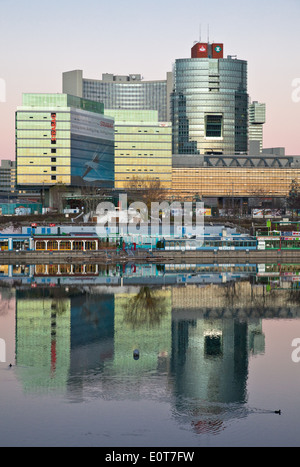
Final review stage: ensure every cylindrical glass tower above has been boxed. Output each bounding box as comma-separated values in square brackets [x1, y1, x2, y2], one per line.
[172, 44, 248, 155]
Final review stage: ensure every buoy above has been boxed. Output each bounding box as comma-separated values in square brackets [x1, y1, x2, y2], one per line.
[133, 349, 139, 360]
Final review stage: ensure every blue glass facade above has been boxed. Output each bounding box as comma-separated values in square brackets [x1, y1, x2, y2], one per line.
[70, 107, 114, 187]
[70, 134, 114, 187]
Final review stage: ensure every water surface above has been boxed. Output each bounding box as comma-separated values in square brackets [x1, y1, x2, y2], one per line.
[0, 266, 300, 447]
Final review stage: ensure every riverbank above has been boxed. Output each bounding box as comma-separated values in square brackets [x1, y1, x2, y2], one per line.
[1, 248, 300, 264]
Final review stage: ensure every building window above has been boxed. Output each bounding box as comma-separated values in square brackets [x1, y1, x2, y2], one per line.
[206, 115, 223, 137]
[51, 175, 56, 180]
[51, 148, 56, 153]
[204, 333, 222, 357]
[51, 166, 56, 171]
[51, 158, 56, 163]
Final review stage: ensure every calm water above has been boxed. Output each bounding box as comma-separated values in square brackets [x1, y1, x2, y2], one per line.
[1, 263, 300, 447]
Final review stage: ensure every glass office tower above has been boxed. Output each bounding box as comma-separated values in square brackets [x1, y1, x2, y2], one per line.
[16, 94, 114, 188]
[172, 43, 248, 155]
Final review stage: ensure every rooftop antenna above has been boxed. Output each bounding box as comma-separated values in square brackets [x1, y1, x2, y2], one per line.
[207, 24, 210, 43]
[199, 24, 201, 42]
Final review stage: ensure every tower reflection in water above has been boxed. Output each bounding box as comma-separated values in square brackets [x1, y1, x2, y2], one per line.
[11, 278, 275, 434]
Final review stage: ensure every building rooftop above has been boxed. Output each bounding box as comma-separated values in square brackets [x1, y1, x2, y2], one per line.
[20, 93, 104, 115]
[172, 153, 300, 169]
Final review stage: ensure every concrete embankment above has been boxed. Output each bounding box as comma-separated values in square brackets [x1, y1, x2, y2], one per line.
[0, 249, 300, 264]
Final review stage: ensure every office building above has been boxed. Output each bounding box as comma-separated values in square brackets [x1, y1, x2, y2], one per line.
[171, 152, 300, 201]
[104, 109, 172, 189]
[63, 70, 173, 122]
[16, 93, 114, 188]
[172, 42, 248, 155]
[248, 101, 266, 152]
[16, 293, 71, 390]
[0, 160, 16, 192]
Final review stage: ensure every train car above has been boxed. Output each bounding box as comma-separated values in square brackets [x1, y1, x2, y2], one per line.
[256, 231, 300, 250]
[163, 235, 257, 251]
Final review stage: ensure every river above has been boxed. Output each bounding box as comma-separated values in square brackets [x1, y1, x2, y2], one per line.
[0, 262, 300, 447]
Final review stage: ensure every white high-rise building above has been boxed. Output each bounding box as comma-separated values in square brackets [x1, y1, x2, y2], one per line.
[63, 70, 173, 122]
[248, 101, 266, 152]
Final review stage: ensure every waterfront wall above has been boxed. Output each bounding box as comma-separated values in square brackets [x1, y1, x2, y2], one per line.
[0, 248, 300, 264]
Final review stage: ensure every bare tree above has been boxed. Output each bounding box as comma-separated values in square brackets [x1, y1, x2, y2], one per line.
[123, 286, 168, 329]
[126, 176, 167, 210]
[287, 179, 300, 219]
[49, 183, 67, 212]
[248, 187, 268, 208]
[81, 185, 102, 218]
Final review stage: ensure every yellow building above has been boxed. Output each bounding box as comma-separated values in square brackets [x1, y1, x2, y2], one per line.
[16, 93, 114, 188]
[104, 109, 172, 190]
[171, 167, 300, 199]
[15, 294, 71, 392]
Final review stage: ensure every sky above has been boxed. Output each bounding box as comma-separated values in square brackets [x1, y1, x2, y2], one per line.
[0, 0, 299, 160]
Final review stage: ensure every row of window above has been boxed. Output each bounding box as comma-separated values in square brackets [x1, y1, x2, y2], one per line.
[17, 122, 71, 130]
[35, 264, 98, 274]
[17, 112, 70, 121]
[115, 129, 171, 134]
[17, 140, 71, 148]
[165, 240, 256, 248]
[165, 265, 256, 272]
[115, 152, 171, 157]
[35, 240, 97, 250]
[84, 83, 166, 90]
[17, 148, 69, 156]
[18, 175, 58, 181]
[120, 168, 170, 173]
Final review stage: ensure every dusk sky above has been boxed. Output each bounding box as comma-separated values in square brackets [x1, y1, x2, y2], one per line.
[0, 0, 299, 160]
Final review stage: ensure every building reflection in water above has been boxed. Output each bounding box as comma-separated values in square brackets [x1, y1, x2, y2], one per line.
[10, 269, 300, 434]
[15, 288, 71, 392]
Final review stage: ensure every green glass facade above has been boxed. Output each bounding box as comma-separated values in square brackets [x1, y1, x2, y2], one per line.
[22, 93, 104, 115]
